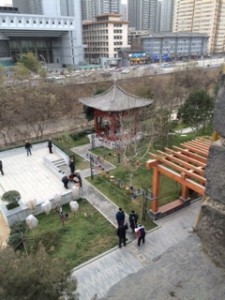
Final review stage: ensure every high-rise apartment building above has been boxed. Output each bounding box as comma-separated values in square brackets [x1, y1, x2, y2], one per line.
[160, 0, 174, 32]
[0, 0, 84, 66]
[128, 0, 157, 31]
[81, 0, 121, 21]
[173, 0, 225, 54]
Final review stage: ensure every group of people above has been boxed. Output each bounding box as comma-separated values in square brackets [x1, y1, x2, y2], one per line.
[61, 157, 82, 189]
[24, 138, 53, 156]
[115, 208, 146, 248]
[24, 139, 82, 190]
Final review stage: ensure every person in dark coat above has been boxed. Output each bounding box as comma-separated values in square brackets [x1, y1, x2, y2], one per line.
[115, 207, 125, 226]
[129, 210, 138, 233]
[69, 158, 75, 174]
[135, 224, 146, 246]
[73, 171, 83, 188]
[25, 140, 32, 156]
[0, 160, 4, 175]
[117, 223, 128, 248]
[62, 175, 70, 189]
[48, 138, 53, 154]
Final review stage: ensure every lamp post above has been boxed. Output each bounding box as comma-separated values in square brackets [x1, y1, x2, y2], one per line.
[90, 154, 94, 180]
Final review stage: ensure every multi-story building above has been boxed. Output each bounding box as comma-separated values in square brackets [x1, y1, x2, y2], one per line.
[160, 0, 174, 32]
[81, 0, 121, 21]
[128, 0, 157, 31]
[173, 0, 225, 54]
[141, 32, 208, 61]
[83, 13, 129, 65]
[128, 28, 152, 49]
[0, 0, 84, 67]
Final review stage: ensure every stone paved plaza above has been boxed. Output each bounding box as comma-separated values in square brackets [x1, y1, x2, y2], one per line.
[0, 142, 66, 205]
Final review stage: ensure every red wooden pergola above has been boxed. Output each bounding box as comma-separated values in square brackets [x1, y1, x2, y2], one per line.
[146, 138, 211, 218]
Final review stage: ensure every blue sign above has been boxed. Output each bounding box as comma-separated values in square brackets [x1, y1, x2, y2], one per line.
[152, 54, 158, 61]
[162, 53, 169, 61]
[128, 52, 146, 58]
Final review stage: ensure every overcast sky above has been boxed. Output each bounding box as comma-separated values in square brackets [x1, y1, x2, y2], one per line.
[0, 0, 12, 5]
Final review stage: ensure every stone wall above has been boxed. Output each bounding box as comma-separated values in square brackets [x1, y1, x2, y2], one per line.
[196, 83, 225, 268]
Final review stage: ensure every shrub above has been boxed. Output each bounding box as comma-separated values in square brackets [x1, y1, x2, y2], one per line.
[10, 222, 27, 234]
[8, 232, 24, 250]
[1, 190, 21, 209]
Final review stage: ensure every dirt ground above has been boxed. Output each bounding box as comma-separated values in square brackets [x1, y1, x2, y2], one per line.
[0, 212, 10, 248]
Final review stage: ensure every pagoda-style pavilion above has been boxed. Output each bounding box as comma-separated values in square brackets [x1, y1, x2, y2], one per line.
[146, 138, 211, 219]
[79, 84, 153, 140]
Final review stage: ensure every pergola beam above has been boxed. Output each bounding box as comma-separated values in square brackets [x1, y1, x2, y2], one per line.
[165, 148, 206, 167]
[156, 150, 205, 176]
[173, 146, 207, 163]
[157, 165, 205, 195]
[180, 143, 209, 157]
[182, 140, 210, 151]
[149, 153, 206, 183]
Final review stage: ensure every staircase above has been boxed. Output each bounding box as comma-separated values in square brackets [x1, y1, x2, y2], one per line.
[51, 158, 69, 175]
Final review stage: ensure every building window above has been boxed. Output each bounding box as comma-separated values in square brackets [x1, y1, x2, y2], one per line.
[2, 19, 5, 22]
[11, 20, 13, 23]
[33, 21, 36, 24]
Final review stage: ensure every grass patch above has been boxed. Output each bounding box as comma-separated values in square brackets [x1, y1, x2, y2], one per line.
[87, 174, 156, 230]
[87, 131, 206, 220]
[25, 199, 118, 269]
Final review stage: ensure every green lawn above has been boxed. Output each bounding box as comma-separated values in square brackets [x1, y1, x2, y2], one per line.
[88, 131, 209, 220]
[24, 129, 211, 268]
[25, 199, 118, 269]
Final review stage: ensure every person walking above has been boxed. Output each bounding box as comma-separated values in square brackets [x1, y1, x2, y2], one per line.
[48, 138, 53, 154]
[117, 223, 128, 248]
[129, 210, 138, 233]
[135, 224, 146, 246]
[0, 160, 4, 175]
[69, 157, 75, 174]
[115, 207, 125, 226]
[25, 140, 32, 156]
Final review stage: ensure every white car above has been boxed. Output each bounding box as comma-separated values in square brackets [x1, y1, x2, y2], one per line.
[122, 69, 130, 74]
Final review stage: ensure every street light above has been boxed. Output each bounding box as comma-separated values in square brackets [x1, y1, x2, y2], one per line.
[90, 154, 94, 180]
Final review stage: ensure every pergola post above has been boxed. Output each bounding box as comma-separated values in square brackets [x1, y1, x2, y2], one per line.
[180, 172, 188, 201]
[151, 166, 160, 213]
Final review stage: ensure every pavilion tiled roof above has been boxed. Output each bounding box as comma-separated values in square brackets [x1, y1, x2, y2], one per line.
[79, 84, 153, 112]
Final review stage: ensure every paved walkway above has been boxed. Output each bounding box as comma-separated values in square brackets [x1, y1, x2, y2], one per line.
[71, 145, 202, 300]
